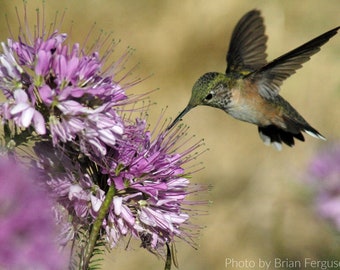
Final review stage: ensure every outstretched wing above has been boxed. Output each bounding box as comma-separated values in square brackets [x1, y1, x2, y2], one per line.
[247, 26, 340, 99]
[226, 9, 268, 75]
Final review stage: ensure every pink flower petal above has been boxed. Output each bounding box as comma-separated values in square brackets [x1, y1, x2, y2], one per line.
[21, 107, 34, 127]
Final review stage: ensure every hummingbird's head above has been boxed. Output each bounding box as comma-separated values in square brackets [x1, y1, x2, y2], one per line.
[167, 72, 228, 130]
[189, 72, 227, 107]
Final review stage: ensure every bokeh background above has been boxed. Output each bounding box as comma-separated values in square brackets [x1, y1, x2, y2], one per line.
[1, 1, 339, 269]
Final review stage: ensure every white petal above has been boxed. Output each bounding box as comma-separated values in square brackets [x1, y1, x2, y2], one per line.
[13, 89, 28, 102]
[113, 197, 123, 216]
[21, 107, 34, 127]
[112, 125, 123, 135]
[88, 138, 107, 156]
[33, 111, 46, 134]
[10, 103, 30, 114]
[98, 129, 116, 145]
[91, 195, 102, 212]
[68, 184, 83, 200]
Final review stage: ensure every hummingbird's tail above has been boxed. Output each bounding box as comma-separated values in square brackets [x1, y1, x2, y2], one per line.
[258, 121, 325, 151]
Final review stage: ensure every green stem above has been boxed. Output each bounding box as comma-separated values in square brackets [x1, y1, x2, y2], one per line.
[82, 184, 116, 269]
[164, 243, 172, 270]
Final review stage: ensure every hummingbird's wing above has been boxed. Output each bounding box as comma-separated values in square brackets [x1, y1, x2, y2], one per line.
[226, 10, 268, 75]
[248, 26, 340, 99]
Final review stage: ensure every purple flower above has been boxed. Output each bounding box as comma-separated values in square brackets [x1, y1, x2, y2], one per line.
[308, 143, 340, 229]
[1, 4, 207, 268]
[0, 19, 127, 156]
[35, 119, 206, 254]
[0, 156, 67, 270]
[103, 119, 206, 251]
[10, 89, 46, 134]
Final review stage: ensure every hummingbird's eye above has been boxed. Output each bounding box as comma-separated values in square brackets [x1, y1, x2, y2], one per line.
[205, 93, 213, 101]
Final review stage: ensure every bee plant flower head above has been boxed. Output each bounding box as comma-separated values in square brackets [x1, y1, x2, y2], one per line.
[0, 4, 208, 268]
[0, 6, 127, 156]
[35, 117, 206, 255]
[0, 156, 66, 270]
[307, 143, 340, 229]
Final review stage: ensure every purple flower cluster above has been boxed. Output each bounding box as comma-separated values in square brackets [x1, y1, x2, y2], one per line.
[102, 120, 203, 249]
[0, 157, 66, 270]
[35, 119, 204, 252]
[308, 143, 340, 229]
[0, 30, 126, 156]
[0, 5, 206, 266]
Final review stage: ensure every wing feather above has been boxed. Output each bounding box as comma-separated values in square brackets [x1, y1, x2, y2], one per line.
[226, 10, 267, 75]
[247, 26, 340, 99]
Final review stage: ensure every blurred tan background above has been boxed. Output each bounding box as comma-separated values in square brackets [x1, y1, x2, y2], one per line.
[1, 1, 339, 269]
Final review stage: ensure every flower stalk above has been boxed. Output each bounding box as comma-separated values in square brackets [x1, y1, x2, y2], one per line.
[83, 184, 116, 269]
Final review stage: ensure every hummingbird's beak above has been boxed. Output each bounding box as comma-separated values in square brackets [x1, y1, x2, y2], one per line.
[167, 105, 193, 130]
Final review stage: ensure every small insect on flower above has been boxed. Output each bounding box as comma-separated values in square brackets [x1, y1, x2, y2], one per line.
[20, 72, 32, 90]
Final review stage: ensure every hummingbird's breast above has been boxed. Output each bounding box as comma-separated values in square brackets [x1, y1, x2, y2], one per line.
[225, 81, 284, 127]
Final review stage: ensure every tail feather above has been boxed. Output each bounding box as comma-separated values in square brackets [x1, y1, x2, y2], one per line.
[304, 129, 326, 140]
[258, 124, 325, 150]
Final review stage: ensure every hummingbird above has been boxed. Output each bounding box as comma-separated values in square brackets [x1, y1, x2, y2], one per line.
[167, 10, 339, 150]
